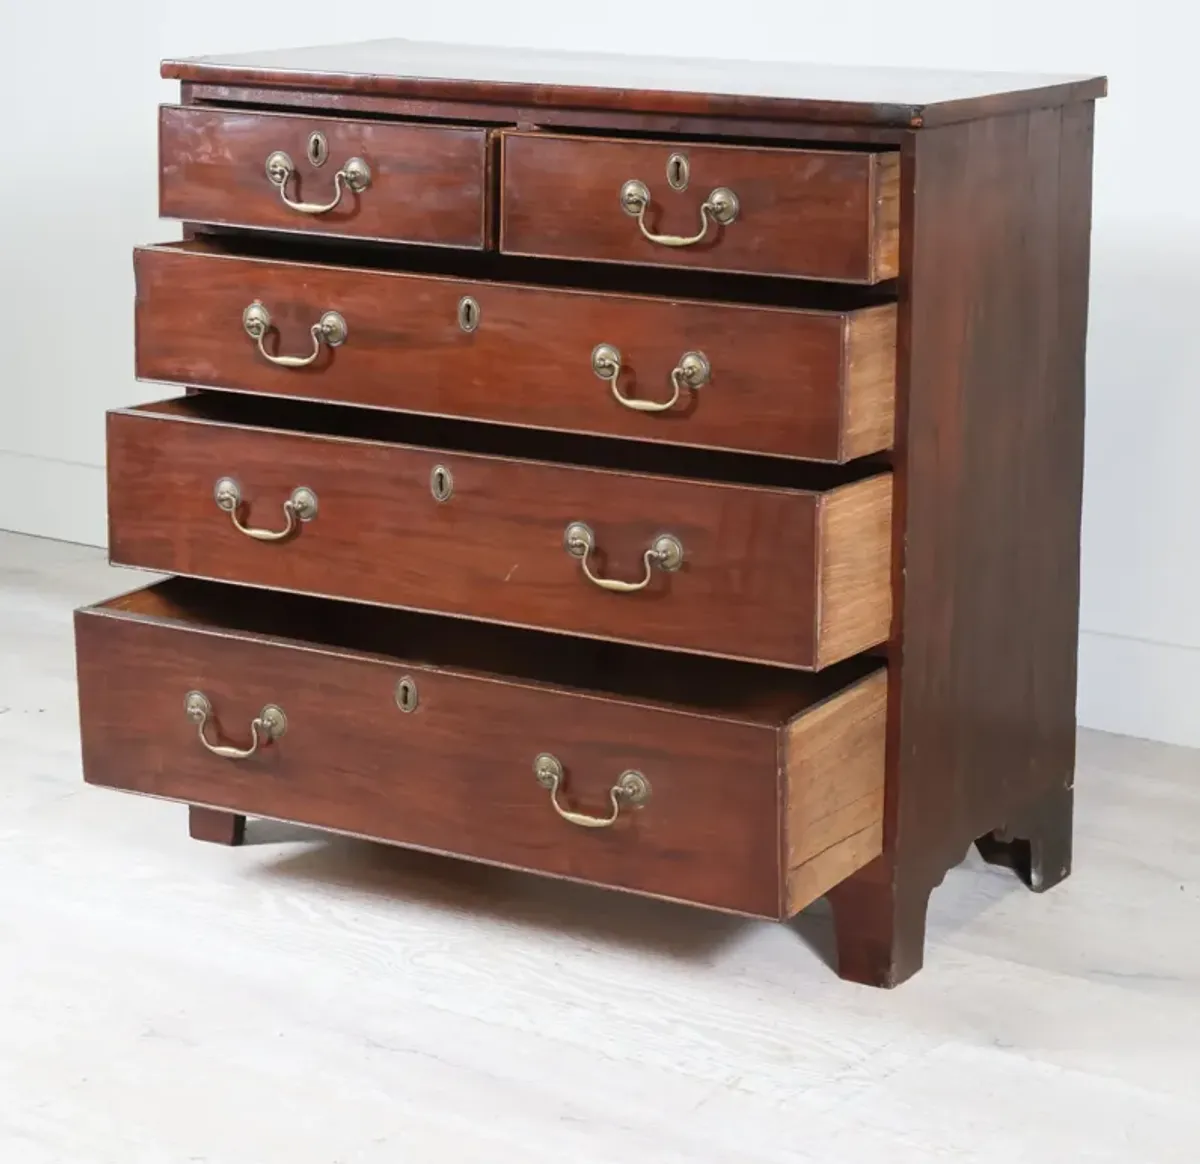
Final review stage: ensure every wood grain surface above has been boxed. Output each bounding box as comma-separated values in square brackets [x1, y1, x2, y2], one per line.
[134, 243, 897, 462]
[159, 105, 489, 248]
[500, 133, 900, 283]
[161, 39, 1106, 128]
[897, 103, 1095, 880]
[828, 102, 1097, 987]
[181, 81, 912, 146]
[871, 153, 902, 286]
[76, 578, 887, 915]
[105, 397, 893, 669]
[783, 669, 887, 915]
[816, 474, 894, 669]
[841, 303, 899, 460]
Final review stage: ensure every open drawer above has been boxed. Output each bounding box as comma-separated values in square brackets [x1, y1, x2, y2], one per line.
[106, 394, 894, 670]
[76, 578, 887, 917]
[134, 240, 897, 463]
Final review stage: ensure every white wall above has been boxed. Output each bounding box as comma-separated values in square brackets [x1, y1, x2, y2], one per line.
[1, 3, 1194, 746]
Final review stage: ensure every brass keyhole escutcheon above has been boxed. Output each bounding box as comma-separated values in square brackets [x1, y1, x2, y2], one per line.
[457, 295, 480, 332]
[307, 131, 329, 168]
[395, 677, 419, 713]
[667, 153, 690, 191]
[431, 465, 454, 502]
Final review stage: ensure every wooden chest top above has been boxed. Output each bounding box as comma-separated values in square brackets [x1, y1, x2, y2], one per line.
[164, 38, 1107, 127]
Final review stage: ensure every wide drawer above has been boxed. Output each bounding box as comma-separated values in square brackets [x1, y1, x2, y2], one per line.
[135, 242, 897, 463]
[75, 578, 888, 916]
[106, 395, 893, 670]
[159, 106, 490, 248]
[500, 133, 900, 283]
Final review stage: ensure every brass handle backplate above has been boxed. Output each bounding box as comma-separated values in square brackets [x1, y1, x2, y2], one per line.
[533, 753, 651, 828]
[619, 179, 739, 247]
[563, 522, 683, 593]
[265, 149, 371, 214]
[591, 344, 711, 413]
[243, 301, 346, 368]
[214, 477, 318, 542]
[184, 690, 286, 760]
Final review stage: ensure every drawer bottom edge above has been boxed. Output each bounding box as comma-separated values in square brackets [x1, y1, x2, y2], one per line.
[85, 781, 787, 922]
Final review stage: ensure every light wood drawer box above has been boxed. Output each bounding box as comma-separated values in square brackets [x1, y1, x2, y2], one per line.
[134, 242, 897, 463]
[106, 395, 893, 670]
[75, 578, 887, 917]
[159, 105, 490, 248]
[500, 132, 901, 283]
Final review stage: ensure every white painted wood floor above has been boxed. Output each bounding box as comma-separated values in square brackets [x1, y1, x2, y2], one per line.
[1, 529, 1198, 1163]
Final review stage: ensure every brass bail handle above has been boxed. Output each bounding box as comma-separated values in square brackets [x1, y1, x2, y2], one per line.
[591, 345, 711, 413]
[184, 691, 287, 760]
[533, 753, 651, 829]
[213, 477, 318, 542]
[619, 179, 739, 247]
[265, 149, 371, 215]
[564, 522, 683, 593]
[243, 301, 347, 369]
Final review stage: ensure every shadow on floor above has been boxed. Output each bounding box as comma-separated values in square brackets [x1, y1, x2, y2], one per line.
[245, 819, 825, 965]
[239, 819, 1024, 974]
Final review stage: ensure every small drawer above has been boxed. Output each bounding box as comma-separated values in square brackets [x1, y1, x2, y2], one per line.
[500, 132, 900, 283]
[75, 578, 888, 917]
[135, 242, 897, 463]
[106, 395, 892, 671]
[159, 106, 489, 248]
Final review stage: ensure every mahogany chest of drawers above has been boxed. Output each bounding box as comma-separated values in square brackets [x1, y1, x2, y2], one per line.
[74, 40, 1106, 986]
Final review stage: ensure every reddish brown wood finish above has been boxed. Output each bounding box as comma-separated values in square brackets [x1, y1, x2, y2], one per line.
[105, 398, 892, 669]
[159, 105, 490, 248]
[181, 82, 911, 146]
[134, 243, 896, 462]
[189, 805, 246, 845]
[975, 781, 1074, 892]
[162, 42, 1106, 129]
[76, 42, 1105, 987]
[500, 133, 900, 283]
[75, 580, 886, 915]
[827, 102, 1096, 987]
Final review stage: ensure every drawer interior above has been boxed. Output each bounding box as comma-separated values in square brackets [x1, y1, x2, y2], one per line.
[93, 577, 879, 721]
[131, 392, 886, 491]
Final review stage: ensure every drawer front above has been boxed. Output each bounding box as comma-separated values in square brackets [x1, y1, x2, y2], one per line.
[159, 106, 489, 248]
[106, 405, 893, 669]
[501, 133, 900, 283]
[75, 598, 783, 914]
[135, 246, 897, 462]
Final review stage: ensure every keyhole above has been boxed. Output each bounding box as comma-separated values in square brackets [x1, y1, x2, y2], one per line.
[667, 153, 690, 191]
[307, 131, 329, 168]
[431, 465, 453, 502]
[395, 677, 419, 713]
[457, 295, 480, 332]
